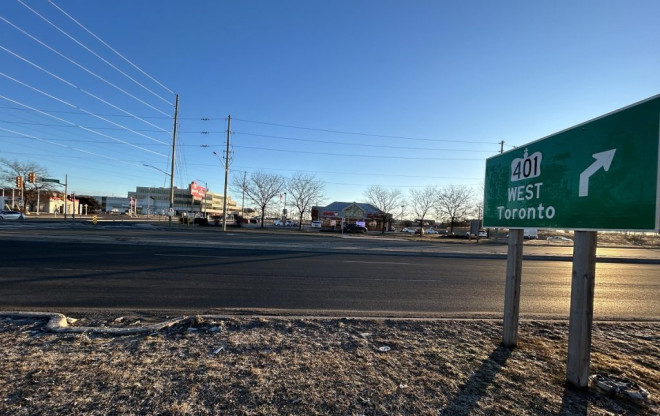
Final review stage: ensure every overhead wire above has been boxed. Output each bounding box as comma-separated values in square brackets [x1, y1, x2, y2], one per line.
[228, 165, 482, 181]
[1, 126, 140, 165]
[232, 116, 504, 146]
[16, 0, 172, 106]
[230, 144, 483, 161]
[0, 72, 169, 145]
[0, 95, 168, 157]
[1, 2, 177, 194]
[47, 0, 174, 96]
[0, 15, 171, 117]
[0, 45, 171, 135]
[232, 131, 495, 153]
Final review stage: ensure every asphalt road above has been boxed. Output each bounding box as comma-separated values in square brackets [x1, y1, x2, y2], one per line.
[0, 226, 657, 319]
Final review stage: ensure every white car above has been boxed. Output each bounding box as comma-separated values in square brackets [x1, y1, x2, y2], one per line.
[311, 220, 321, 228]
[0, 210, 24, 220]
[273, 219, 283, 226]
[402, 227, 416, 233]
[426, 229, 439, 234]
[547, 236, 573, 244]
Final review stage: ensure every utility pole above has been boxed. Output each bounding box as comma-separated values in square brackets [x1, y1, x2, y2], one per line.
[222, 115, 231, 231]
[64, 174, 68, 221]
[169, 94, 179, 226]
[499, 140, 505, 154]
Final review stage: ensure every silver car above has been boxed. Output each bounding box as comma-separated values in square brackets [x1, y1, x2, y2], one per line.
[0, 210, 25, 220]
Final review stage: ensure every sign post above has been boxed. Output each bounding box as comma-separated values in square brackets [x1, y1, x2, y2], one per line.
[484, 94, 660, 387]
[567, 231, 598, 386]
[503, 229, 523, 346]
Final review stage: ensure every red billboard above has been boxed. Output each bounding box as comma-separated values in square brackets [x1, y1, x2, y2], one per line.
[190, 182, 207, 201]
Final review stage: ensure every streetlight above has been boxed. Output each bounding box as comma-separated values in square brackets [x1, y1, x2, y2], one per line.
[283, 192, 287, 224]
[401, 205, 405, 222]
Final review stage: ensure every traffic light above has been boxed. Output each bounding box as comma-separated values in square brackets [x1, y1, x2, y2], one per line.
[27, 172, 35, 183]
[15, 176, 22, 188]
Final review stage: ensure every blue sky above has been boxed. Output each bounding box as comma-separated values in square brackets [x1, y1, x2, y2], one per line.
[2, 0, 659, 208]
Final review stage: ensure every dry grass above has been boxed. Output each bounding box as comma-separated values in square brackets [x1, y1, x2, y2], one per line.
[0, 316, 657, 415]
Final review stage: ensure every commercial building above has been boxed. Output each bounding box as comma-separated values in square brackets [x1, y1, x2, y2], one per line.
[124, 183, 240, 216]
[311, 201, 392, 231]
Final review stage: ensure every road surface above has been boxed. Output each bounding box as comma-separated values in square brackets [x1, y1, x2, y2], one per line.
[0, 227, 657, 319]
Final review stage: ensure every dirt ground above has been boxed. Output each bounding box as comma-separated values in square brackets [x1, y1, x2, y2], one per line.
[0, 314, 657, 415]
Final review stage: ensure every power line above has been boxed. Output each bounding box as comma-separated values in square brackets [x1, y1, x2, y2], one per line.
[0, 16, 171, 116]
[0, 95, 168, 157]
[232, 131, 496, 153]
[0, 72, 169, 144]
[0, 105, 181, 120]
[231, 144, 484, 161]
[47, 0, 174, 96]
[229, 165, 482, 181]
[232, 116, 501, 145]
[1, 126, 134, 164]
[18, 0, 173, 106]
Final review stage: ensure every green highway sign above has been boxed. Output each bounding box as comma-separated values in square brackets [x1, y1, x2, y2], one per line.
[484, 95, 660, 231]
[40, 178, 60, 183]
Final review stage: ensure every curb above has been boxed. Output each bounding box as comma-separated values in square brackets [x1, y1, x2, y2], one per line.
[0, 312, 196, 335]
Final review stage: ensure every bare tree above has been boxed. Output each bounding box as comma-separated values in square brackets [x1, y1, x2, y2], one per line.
[0, 159, 54, 212]
[436, 184, 473, 234]
[363, 185, 402, 233]
[409, 185, 438, 235]
[231, 171, 250, 219]
[240, 171, 286, 228]
[287, 172, 324, 230]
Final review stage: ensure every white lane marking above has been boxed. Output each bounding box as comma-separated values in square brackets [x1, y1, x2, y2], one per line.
[343, 261, 411, 265]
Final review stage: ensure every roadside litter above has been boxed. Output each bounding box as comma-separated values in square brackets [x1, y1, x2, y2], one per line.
[590, 374, 650, 401]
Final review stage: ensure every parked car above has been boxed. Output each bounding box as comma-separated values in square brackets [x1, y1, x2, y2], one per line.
[273, 219, 283, 226]
[478, 230, 487, 238]
[311, 220, 322, 228]
[0, 210, 24, 220]
[343, 224, 367, 233]
[426, 229, 439, 234]
[401, 227, 416, 233]
[547, 236, 573, 244]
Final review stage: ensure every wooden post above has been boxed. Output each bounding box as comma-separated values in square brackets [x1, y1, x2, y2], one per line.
[567, 230, 598, 387]
[503, 228, 524, 346]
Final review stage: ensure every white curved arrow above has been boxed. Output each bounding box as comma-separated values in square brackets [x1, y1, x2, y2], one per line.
[579, 149, 616, 197]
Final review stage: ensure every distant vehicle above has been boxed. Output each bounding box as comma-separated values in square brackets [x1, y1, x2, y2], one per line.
[401, 227, 416, 233]
[466, 229, 487, 238]
[524, 228, 539, 239]
[285, 220, 298, 227]
[250, 218, 258, 224]
[343, 224, 367, 233]
[273, 219, 283, 226]
[547, 236, 573, 244]
[311, 220, 321, 228]
[426, 229, 439, 234]
[0, 210, 24, 220]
